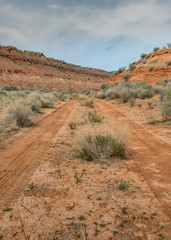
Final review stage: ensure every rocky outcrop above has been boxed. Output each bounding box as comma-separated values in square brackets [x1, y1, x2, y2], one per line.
[109, 49, 171, 84]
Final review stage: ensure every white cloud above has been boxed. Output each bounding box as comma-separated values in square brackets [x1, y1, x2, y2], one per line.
[48, 4, 61, 10]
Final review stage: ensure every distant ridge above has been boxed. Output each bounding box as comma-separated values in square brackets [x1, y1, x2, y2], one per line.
[0, 46, 111, 90]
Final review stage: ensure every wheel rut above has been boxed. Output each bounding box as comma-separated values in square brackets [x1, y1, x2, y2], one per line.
[0, 101, 75, 209]
[95, 99, 171, 218]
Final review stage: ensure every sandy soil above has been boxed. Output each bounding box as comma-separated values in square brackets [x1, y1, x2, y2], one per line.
[0, 99, 170, 240]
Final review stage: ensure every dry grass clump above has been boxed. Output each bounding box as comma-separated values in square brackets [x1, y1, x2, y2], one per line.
[83, 100, 94, 108]
[78, 94, 88, 101]
[74, 118, 128, 162]
[162, 88, 171, 119]
[27, 92, 41, 113]
[39, 93, 55, 108]
[4, 101, 33, 127]
[87, 111, 104, 124]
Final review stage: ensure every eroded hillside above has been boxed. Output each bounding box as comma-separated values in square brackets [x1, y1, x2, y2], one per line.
[109, 48, 171, 84]
[0, 46, 111, 90]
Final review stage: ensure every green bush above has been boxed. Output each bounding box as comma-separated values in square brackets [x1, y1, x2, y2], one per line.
[129, 64, 136, 72]
[117, 67, 126, 74]
[2, 85, 19, 91]
[77, 134, 126, 161]
[167, 61, 171, 66]
[142, 59, 147, 64]
[149, 67, 155, 72]
[69, 122, 77, 129]
[167, 43, 171, 48]
[153, 47, 160, 52]
[140, 53, 147, 59]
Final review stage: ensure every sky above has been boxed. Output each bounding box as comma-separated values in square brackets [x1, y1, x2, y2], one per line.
[0, 0, 171, 71]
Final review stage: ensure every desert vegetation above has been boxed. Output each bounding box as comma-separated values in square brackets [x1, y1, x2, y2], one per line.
[0, 87, 73, 147]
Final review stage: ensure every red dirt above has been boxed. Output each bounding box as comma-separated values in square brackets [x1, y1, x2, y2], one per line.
[95, 99, 171, 218]
[109, 49, 171, 84]
[0, 46, 111, 91]
[0, 99, 171, 239]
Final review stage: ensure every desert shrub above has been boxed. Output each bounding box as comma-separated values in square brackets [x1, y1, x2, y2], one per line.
[152, 85, 164, 94]
[105, 87, 120, 99]
[78, 94, 88, 101]
[39, 93, 54, 108]
[139, 89, 154, 99]
[77, 134, 126, 161]
[27, 92, 41, 113]
[129, 98, 136, 106]
[153, 47, 160, 52]
[122, 73, 131, 82]
[4, 102, 33, 127]
[117, 67, 126, 74]
[101, 84, 108, 89]
[84, 100, 94, 108]
[167, 61, 171, 66]
[140, 53, 147, 59]
[162, 88, 171, 118]
[2, 85, 19, 91]
[119, 88, 130, 103]
[69, 122, 77, 129]
[149, 67, 155, 72]
[129, 64, 136, 72]
[142, 59, 147, 64]
[87, 111, 104, 124]
[97, 92, 106, 99]
[167, 43, 171, 48]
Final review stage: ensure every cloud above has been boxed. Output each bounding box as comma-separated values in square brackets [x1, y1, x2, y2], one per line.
[0, 0, 170, 70]
[48, 4, 61, 10]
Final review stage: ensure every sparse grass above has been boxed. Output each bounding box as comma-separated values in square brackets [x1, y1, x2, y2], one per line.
[87, 111, 104, 124]
[69, 122, 77, 129]
[148, 119, 171, 125]
[2, 208, 12, 212]
[27, 183, 35, 190]
[121, 207, 127, 214]
[74, 170, 86, 183]
[78, 215, 86, 221]
[84, 100, 94, 108]
[162, 88, 171, 119]
[118, 181, 129, 190]
[0, 235, 3, 239]
[149, 67, 155, 72]
[147, 102, 153, 109]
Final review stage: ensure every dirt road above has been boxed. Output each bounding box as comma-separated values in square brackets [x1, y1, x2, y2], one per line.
[0, 101, 75, 210]
[95, 99, 171, 218]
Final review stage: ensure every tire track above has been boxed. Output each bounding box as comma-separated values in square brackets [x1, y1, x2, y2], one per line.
[95, 99, 171, 218]
[0, 101, 75, 209]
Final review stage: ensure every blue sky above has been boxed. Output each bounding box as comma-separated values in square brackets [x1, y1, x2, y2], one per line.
[0, 0, 170, 71]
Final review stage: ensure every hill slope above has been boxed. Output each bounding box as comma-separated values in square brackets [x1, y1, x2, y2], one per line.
[0, 46, 111, 90]
[109, 48, 171, 84]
